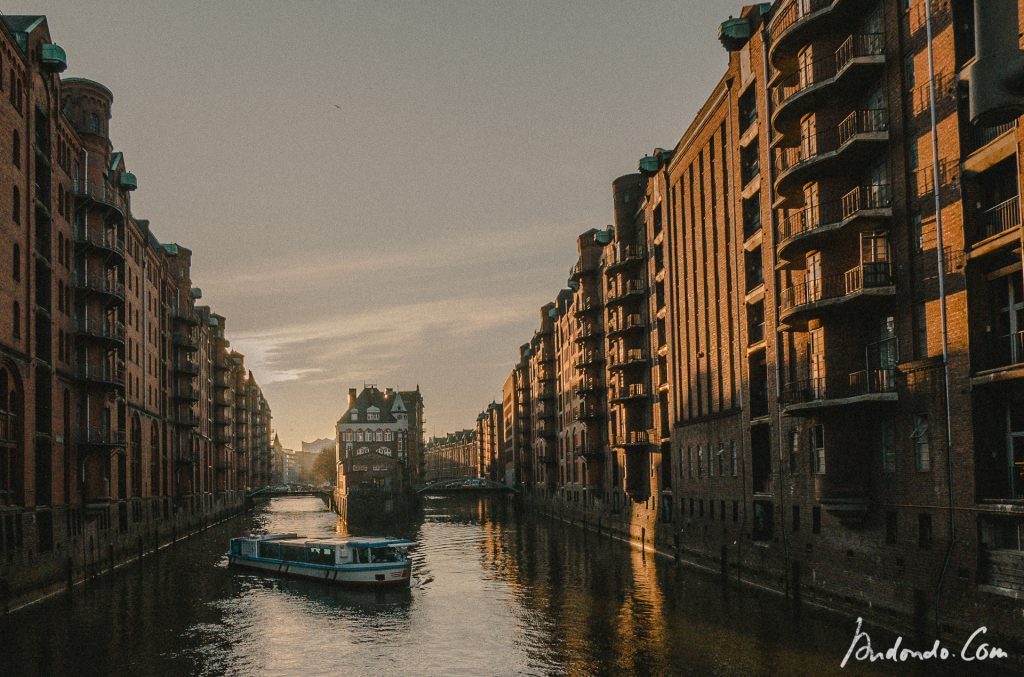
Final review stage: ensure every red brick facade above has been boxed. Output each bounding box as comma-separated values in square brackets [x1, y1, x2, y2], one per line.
[0, 14, 272, 608]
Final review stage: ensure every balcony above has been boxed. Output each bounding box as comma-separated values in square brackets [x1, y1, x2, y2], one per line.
[768, 0, 856, 72]
[777, 184, 892, 262]
[610, 383, 648, 403]
[771, 33, 885, 144]
[972, 331, 1024, 386]
[607, 313, 645, 338]
[40, 43, 68, 73]
[73, 178, 126, 218]
[537, 404, 556, 420]
[962, 121, 1017, 176]
[574, 323, 603, 344]
[172, 331, 199, 352]
[574, 403, 604, 421]
[604, 244, 645, 272]
[175, 412, 200, 428]
[575, 378, 602, 396]
[78, 362, 126, 389]
[606, 279, 646, 306]
[569, 260, 597, 281]
[608, 348, 648, 371]
[573, 297, 601, 317]
[773, 109, 888, 204]
[575, 350, 605, 369]
[77, 427, 126, 449]
[969, 196, 1021, 253]
[173, 386, 201, 402]
[175, 359, 200, 376]
[172, 307, 200, 326]
[779, 262, 895, 326]
[781, 367, 897, 415]
[74, 272, 125, 302]
[613, 430, 649, 450]
[76, 317, 126, 345]
[73, 224, 125, 260]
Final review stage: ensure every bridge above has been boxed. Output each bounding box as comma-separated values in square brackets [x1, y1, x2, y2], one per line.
[245, 487, 334, 509]
[416, 478, 516, 495]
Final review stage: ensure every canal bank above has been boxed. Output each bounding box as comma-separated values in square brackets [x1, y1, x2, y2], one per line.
[1, 490, 246, 615]
[518, 488, 1024, 664]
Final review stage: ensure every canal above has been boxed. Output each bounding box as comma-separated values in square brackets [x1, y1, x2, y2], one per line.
[0, 496, 1009, 676]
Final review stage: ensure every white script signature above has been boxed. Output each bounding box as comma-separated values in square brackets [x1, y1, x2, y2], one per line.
[841, 617, 1009, 668]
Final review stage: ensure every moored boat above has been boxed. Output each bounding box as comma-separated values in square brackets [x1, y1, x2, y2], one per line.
[228, 533, 413, 586]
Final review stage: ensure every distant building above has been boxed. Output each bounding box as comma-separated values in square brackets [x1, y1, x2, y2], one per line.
[424, 430, 476, 482]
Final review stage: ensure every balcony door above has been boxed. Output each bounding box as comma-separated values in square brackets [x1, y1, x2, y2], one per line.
[995, 274, 1024, 366]
[805, 251, 822, 302]
[860, 231, 891, 287]
[809, 327, 825, 399]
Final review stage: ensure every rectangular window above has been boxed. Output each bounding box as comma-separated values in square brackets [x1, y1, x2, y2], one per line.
[915, 302, 928, 359]
[913, 414, 930, 471]
[918, 513, 932, 549]
[710, 500, 715, 519]
[812, 506, 821, 534]
[733, 500, 739, 522]
[708, 443, 715, 477]
[790, 429, 800, 474]
[687, 446, 693, 479]
[886, 511, 898, 545]
[720, 500, 726, 521]
[810, 424, 825, 474]
[717, 444, 725, 477]
[731, 441, 738, 477]
[792, 505, 801, 532]
[881, 419, 896, 473]
[697, 446, 703, 478]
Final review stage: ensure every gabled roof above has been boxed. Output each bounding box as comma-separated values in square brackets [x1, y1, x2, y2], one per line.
[2, 16, 45, 36]
[340, 386, 400, 424]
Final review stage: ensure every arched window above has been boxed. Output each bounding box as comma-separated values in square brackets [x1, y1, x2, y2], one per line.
[384, 430, 393, 442]
[355, 430, 364, 442]
[0, 365, 24, 506]
[11, 130, 19, 168]
[12, 243, 19, 281]
[375, 430, 383, 442]
[12, 185, 19, 224]
[12, 302, 19, 338]
[87, 113, 99, 133]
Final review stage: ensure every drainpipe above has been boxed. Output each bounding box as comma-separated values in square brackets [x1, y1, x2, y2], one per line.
[726, 76, 749, 586]
[761, 24, 792, 596]
[924, 0, 956, 639]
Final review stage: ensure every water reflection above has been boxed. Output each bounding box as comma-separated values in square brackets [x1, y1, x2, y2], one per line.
[0, 495, 1009, 676]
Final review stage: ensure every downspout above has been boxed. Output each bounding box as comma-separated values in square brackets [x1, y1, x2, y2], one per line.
[924, 0, 956, 638]
[725, 76, 748, 587]
[760, 23, 792, 596]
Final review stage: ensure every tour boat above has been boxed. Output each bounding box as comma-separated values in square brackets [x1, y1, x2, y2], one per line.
[227, 533, 413, 586]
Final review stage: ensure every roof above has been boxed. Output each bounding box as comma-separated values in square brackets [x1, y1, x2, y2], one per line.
[2, 16, 45, 34]
[339, 386, 407, 424]
[260, 535, 413, 548]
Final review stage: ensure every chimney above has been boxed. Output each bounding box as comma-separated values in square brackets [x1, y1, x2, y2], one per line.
[348, 388, 357, 408]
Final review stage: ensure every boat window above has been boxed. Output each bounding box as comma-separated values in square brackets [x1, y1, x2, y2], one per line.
[258, 542, 283, 560]
[307, 546, 335, 565]
[353, 548, 369, 564]
[230, 540, 241, 555]
[370, 547, 403, 563]
[282, 545, 305, 563]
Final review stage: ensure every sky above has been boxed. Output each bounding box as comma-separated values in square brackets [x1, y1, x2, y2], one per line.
[11, 0, 731, 449]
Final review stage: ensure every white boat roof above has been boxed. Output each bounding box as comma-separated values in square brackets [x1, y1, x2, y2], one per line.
[247, 534, 413, 548]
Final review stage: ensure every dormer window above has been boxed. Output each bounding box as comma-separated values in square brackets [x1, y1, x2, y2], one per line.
[350, 412, 357, 421]
[368, 412, 379, 421]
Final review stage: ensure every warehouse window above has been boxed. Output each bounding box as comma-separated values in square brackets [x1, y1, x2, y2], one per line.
[810, 424, 825, 474]
[12, 302, 20, 338]
[913, 414, 930, 471]
[11, 130, 19, 168]
[12, 185, 19, 223]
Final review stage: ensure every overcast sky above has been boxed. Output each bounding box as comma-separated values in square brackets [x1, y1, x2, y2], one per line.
[12, 1, 730, 449]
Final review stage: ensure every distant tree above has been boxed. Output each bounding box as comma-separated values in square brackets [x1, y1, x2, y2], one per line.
[312, 447, 335, 484]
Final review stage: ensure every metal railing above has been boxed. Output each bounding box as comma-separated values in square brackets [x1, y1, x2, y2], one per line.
[78, 427, 126, 446]
[73, 223, 125, 257]
[965, 120, 1017, 155]
[73, 178, 126, 214]
[614, 430, 650, 447]
[775, 109, 887, 175]
[975, 196, 1021, 243]
[780, 262, 893, 312]
[976, 331, 1024, 372]
[782, 367, 896, 406]
[772, 34, 884, 109]
[778, 182, 892, 242]
[74, 272, 125, 300]
[76, 316, 126, 342]
[768, 0, 835, 45]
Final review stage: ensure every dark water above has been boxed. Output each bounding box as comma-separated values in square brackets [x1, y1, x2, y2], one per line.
[0, 496, 1012, 676]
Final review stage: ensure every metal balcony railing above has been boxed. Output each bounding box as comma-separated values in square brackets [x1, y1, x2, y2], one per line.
[779, 184, 892, 244]
[78, 427, 126, 447]
[975, 331, 1024, 372]
[768, 0, 834, 45]
[78, 361, 126, 386]
[974, 196, 1021, 244]
[782, 367, 896, 406]
[73, 178, 126, 214]
[605, 244, 645, 268]
[775, 109, 887, 175]
[614, 430, 649, 447]
[74, 272, 125, 300]
[73, 224, 125, 257]
[76, 316, 126, 343]
[772, 34, 884, 109]
[780, 262, 893, 312]
[965, 120, 1017, 155]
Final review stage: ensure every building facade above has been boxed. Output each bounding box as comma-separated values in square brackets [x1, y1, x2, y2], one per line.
[423, 429, 476, 482]
[0, 14, 271, 609]
[465, 0, 1024, 643]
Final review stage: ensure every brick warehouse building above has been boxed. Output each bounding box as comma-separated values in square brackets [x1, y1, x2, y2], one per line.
[466, 0, 1024, 644]
[0, 14, 272, 609]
